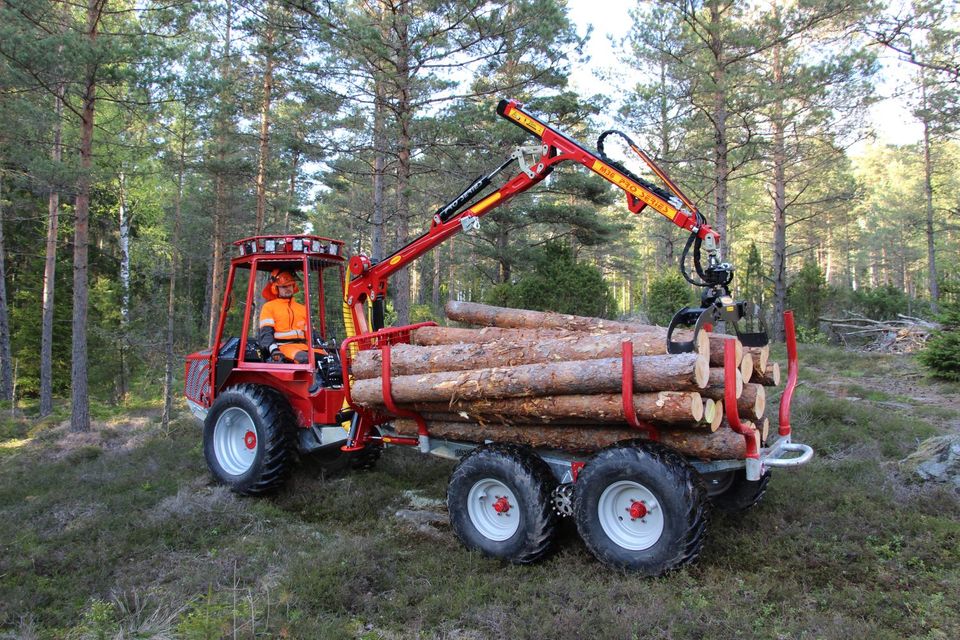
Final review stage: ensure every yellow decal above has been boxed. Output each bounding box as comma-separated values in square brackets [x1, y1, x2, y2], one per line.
[726, 306, 735, 313]
[509, 109, 545, 136]
[471, 192, 502, 214]
[389, 255, 402, 266]
[591, 160, 678, 221]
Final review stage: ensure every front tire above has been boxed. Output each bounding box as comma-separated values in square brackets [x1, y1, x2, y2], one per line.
[573, 440, 708, 575]
[203, 385, 296, 495]
[447, 443, 559, 564]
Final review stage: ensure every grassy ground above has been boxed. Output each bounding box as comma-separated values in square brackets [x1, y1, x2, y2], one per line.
[1, 344, 958, 639]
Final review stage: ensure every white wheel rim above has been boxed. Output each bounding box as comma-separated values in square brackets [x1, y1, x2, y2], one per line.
[466, 478, 520, 541]
[214, 407, 258, 476]
[597, 480, 664, 551]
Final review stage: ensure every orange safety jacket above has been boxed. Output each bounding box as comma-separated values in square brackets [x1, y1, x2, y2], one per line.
[258, 298, 325, 362]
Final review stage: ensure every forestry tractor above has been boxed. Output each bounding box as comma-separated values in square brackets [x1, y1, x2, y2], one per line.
[185, 99, 813, 575]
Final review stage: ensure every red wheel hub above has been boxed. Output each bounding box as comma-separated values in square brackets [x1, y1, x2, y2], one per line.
[492, 496, 512, 514]
[244, 430, 257, 450]
[629, 500, 647, 520]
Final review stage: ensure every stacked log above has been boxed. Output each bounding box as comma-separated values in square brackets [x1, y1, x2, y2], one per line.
[349, 301, 786, 459]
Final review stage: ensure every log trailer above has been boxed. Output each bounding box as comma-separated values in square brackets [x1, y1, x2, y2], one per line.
[185, 99, 813, 575]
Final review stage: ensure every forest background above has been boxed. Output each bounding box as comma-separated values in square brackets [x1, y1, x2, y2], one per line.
[0, 0, 958, 431]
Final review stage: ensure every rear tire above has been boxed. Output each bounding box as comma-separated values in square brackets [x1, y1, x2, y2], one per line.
[203, 385, 296, 495]
[707, 469, 771, 512]
[447, 443, 558, 564]
[573, 440, 708, 575]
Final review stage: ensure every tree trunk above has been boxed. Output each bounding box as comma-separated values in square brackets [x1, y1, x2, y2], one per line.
[71, 0, 103, 432]
[921, 78, 939, 312]
[40, 77, 64, 417]
[254, 25, 274, 235]
[771, 41, 788, 342]
[393, 418, 751, 459]
[208, 0, 233, 346]
[0, 173, 12, 402]
[353, 332, 703, 379]
[117, 171, 130, 402]
[284, 148, 299, 234]
[163, 116, 188, 429]
[372, 77, 387, 262]
[754, 362, 780, 386]
[351, 352, 709, 405]
[738, 382, 765, 420]
[709, 0, 730, 249]
[392, 1, 412, 326]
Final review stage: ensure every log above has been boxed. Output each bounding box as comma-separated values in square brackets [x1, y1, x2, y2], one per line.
[445, 300, 644, 333]
[409, 325, 711, 357]
[708, 399, 723, 431]
[701, 399, 722, 432]
[443, 300, 724, 361]
[760, 417, 770, 445]
[706, 334, 743, 368]
[392, 418, 750, 459]
[737, 383, 766, 420]
[365, 391, 705, 427]
[754, 362, 781, 386]
[702, 368, 742, 401]
[739, 350, 754, 384]
[352, 332, 704, 380]
[746, 346, 769, 376]
[350, 353, 709, 405]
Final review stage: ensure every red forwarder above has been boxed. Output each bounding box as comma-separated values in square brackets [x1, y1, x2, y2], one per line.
[185, 99, 812, 575]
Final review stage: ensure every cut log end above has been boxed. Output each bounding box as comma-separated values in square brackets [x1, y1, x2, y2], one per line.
[756, 362, 781, 386]
[739, 351, 754, 384]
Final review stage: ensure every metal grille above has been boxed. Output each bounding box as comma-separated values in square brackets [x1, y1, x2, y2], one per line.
[185, 356, 211, 405]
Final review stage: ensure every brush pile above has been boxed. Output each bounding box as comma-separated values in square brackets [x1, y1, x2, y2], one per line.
[349, 302, 783, 459]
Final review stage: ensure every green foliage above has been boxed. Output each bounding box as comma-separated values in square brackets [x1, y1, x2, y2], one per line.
[482, 242, 615, 317]
[849, 286, 918, 321]
[788, 261, 826, 330]
[919, 299, 960, 380]
[409, 304, 438, 324]
[646, 272, 694, 326]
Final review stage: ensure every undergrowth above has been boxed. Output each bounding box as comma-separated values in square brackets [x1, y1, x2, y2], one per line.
[0, 347, 958, 639]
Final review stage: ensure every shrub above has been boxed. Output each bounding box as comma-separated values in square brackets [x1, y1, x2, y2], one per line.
[787, 261, 826, 330]
[482, 242, 615, 317]
[646, 273, 694, 326]
[918, 300, 960, 381]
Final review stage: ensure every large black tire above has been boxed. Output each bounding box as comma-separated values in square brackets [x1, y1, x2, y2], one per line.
[447, 443, 559, 564]
[573, 440, 708, 575]
[707, 469, 771, 512]
[203, 385, 296, 495]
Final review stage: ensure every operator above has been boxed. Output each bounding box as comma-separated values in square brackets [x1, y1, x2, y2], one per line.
[258, 270, 326, 363]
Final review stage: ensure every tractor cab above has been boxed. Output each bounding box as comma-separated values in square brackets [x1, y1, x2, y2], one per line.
[185, 234, 351, 436]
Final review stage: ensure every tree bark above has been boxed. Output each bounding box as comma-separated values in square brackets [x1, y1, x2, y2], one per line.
[367, 391, 705, 427]
[40, 78, 64, 417]
[351, 352, 709, 405]
[392, 0, 412, 326]
[117, 171, 130, 402]
[71, 0, 104, 432]
[353, 332, 704, 379]
[254, 24, 274, 235]
[702, 367, 742, 401]
[921, 77, 939, 312]
[0, 173, 12, 402]
[771, 40, 788, 341]
[163, 112, 188, 429]
[754, 362, 780, 386]
[709, 0, 730, 249]
[738, 382, 765, 420]
[444, 300, 736, 364]
[393, 418, 750, 459]
[208, 0, 233, 346]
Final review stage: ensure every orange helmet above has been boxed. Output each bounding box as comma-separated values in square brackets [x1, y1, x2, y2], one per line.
[270, 269, 299, 295]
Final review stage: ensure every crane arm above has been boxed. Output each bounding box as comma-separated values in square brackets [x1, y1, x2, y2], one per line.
[345, 99, 746, 347]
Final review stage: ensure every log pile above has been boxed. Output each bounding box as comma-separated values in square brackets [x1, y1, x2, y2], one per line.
[820, 313, 938, 354]
[349, 301, 785, 459]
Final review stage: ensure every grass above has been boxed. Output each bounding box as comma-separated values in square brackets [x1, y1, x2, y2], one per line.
[1, 345, 959, 639]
